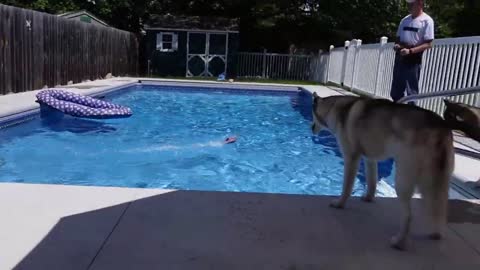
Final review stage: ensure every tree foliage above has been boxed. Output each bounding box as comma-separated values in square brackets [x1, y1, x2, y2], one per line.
[1, 0, 479, 52]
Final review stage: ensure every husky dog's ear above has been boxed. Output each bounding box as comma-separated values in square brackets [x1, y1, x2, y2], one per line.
[312, 92, 322, 106]
[444, 99, 464, 115]
[312, 93, 320, 108]
[444, 99, 453, 107]
[443, 100, 480, 142]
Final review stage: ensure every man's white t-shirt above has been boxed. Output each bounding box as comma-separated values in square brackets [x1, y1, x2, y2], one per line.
[397, 12, 434, 47]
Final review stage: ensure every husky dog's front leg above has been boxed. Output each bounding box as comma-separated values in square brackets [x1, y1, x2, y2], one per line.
[330, 154, 360, 209]
[362, 159, 378, 202]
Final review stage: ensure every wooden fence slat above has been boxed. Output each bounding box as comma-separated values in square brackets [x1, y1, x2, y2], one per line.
[0, 5, 5, 94]
[5, 6, 13, 93]
[0, 4, 138, 94]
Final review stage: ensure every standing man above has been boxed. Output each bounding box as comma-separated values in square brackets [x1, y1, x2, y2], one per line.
[391, 0, 434, 103]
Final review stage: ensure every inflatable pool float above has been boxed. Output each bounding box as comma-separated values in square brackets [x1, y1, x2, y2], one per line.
[36, 89, 132, 119]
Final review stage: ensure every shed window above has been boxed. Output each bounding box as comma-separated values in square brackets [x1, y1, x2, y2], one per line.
[156, 32, 178, 52]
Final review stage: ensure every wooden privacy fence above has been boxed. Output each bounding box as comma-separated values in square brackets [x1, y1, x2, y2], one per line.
[0, 4, 138, 95]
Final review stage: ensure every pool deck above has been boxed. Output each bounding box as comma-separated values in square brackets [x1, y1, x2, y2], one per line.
[0, 78, 139, 122]
[1, 78, 480, 269]
[1, 183, 479, 270]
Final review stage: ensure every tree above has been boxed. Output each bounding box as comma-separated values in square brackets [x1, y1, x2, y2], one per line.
[1, 0, 479, 51]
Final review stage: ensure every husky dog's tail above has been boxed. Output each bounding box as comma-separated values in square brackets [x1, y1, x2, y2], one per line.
[443, 99, 480, 143]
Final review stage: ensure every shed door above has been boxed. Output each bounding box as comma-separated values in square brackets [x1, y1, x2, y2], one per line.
[186, 32, 228, 77]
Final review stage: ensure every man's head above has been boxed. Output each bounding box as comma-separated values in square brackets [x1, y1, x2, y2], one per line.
[406, 0, 424, 17]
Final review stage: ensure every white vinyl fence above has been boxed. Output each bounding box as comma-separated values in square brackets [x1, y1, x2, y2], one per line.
[236, 36, 480, 114]
[327, 36, 480, 114]
[310, 53, 330, 83]
[236, 51, 329, 83]
[327, 49, 344, 85]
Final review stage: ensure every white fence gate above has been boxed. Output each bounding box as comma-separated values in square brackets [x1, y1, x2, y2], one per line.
[236, 51, 329, 83]
[327, 36, 480, 114]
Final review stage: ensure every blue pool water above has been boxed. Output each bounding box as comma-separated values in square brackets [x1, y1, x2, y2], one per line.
[0, 85, 395, 196]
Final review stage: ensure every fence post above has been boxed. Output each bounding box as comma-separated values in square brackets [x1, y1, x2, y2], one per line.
[373, 36, 388, 96]
[350, 39, 361, 90]
[262, 48, 267, 78]
[315, 49, 322, 82]
[340, 40, 350, 85]
[326, 45, 334, 83]
[147, 59, 151, 77]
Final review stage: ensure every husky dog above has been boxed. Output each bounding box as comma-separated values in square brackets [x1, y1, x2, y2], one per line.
[443, 99, 480, 188]
[443, 99, 480, 143]
[311, 93, 455, 250]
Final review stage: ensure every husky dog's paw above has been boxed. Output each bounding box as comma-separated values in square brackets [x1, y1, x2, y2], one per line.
[329, 200, 345, 209]
[361, 195, 375, 203]
[390, 235, 407, 251]
[428, 233, 443, 240]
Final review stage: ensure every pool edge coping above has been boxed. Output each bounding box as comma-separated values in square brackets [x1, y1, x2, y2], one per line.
[0, 81, 139, 127]
[1, 78, 329, 127]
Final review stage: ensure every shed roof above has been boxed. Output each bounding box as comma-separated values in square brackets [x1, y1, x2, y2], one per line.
[144, 14, 239, 33]
[58, 10, 109, 27]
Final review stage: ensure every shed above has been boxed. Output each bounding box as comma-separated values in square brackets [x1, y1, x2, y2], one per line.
[144, 14, 240, 78]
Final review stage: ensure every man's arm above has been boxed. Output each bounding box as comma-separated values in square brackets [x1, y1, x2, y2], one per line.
[409, 40, 433, 54]
[394, 37, 403, 51]
[394, 18, 404, 51]
[400, 41, 432, 56]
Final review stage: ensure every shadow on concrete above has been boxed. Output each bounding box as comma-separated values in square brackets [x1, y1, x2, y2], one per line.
[448, 199, 480, 224]
[14, 191, 480, 270]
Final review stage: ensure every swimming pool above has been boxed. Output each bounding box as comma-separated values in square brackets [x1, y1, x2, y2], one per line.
[0, 84, 395, 196]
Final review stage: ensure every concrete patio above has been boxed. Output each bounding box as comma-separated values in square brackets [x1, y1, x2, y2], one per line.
[0, 183, 479, 270]
[0, 79, 479, 269]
